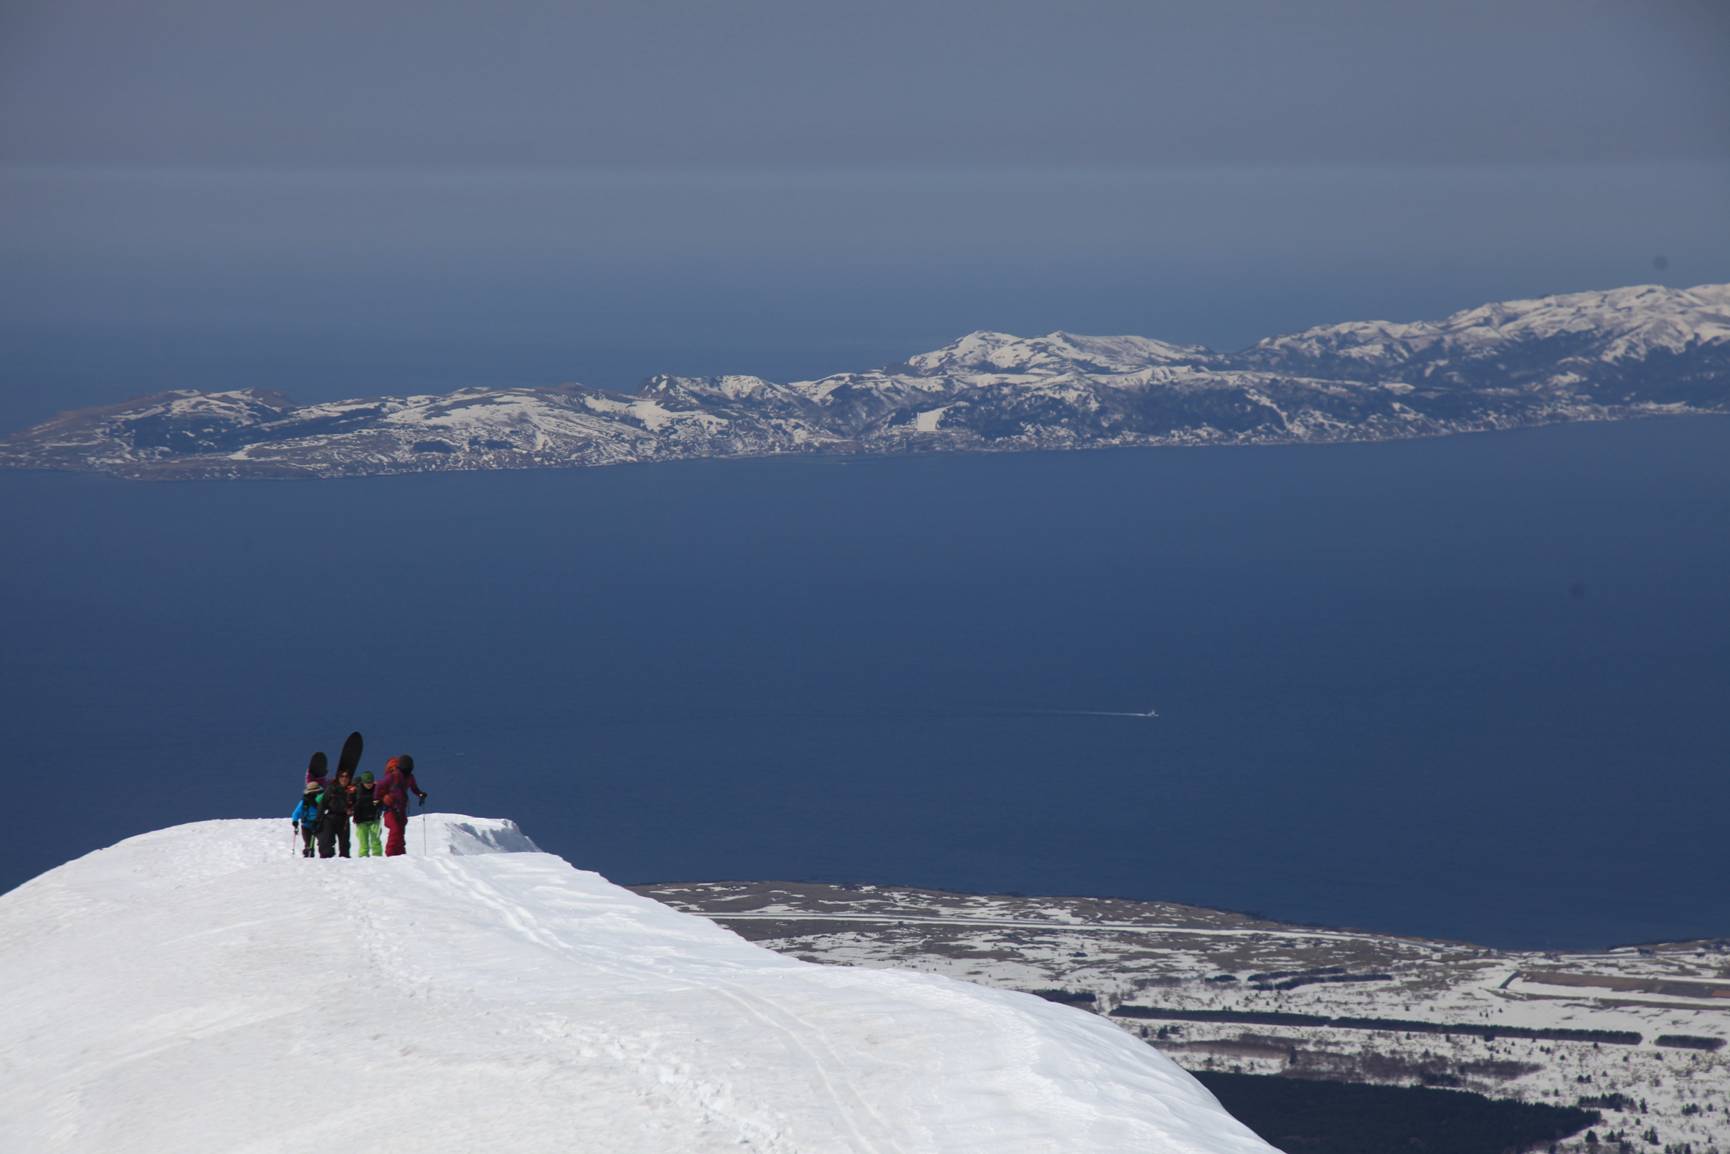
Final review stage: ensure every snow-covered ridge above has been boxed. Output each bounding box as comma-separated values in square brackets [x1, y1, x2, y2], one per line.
[3, 281, 1726, 479]
[0, 815, 1276, 1154]
[1248, 283, 1730, 369]
[903, 330, 1210, 376]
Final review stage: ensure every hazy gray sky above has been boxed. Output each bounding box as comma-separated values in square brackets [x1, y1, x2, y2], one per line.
[4, 0, 1726, 167]
[1, 2, 1726, 429]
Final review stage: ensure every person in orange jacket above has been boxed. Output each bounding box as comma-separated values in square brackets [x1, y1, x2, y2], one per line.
[376, 754, 428, 857]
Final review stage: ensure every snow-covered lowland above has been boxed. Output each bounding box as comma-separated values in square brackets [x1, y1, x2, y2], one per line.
[642, 882, 1730, 1154]
[0, 816, 1279, 1154]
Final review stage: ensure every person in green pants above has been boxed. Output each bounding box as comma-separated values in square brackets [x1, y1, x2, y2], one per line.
[352, 770, 385, 857]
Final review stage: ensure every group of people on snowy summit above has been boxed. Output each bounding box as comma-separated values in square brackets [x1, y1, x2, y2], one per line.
[291, 754, 428, 858]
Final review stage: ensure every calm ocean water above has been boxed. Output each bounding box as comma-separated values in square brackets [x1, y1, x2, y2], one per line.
[4, 418, 1727, 948]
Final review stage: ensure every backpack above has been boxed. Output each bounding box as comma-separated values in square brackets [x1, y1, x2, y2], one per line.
[318, 781, 353, 822]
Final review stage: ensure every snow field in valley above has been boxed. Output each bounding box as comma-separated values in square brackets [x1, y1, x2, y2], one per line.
[0, 816, 1277, 1154]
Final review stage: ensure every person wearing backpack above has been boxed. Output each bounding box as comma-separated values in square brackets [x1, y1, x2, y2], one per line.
[317, 766, 356, 859]
[377, 755, 428, 857]
[290, 781, 321, 859]
[352, 770, 384, 858]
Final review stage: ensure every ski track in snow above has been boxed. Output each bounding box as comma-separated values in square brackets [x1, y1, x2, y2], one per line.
[0, 815, 1276, 1154]
[706, 983, 896, 1154]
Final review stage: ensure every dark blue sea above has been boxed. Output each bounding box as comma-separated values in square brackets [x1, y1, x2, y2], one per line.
[4, 418, 1727, 949]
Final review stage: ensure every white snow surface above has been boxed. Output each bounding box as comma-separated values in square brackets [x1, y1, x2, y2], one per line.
[0, 816, 1276, 1154]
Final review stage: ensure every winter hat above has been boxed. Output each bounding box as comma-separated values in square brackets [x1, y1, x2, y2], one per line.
[303, 781, 321, 794]
[359, 771, 374, 785]
[396, 754, 415, 773]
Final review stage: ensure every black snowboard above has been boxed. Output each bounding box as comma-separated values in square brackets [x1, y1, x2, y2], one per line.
[335, 731, 364, 780]
[306, 751, 328, 780]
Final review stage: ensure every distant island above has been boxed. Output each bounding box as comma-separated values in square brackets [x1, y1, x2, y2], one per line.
[4, 282, 1726, 480]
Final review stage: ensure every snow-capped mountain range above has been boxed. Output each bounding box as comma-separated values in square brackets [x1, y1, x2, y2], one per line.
[5, 282, 1727, 480]
[0, 815, 1277, 1154]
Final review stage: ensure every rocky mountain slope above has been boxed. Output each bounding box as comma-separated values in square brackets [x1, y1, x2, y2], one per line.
[0, 816, 1276, 1154]
[4, 282, 1727, 479]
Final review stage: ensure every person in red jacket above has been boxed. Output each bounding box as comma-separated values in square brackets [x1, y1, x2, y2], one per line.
[376, 754, 428, 857]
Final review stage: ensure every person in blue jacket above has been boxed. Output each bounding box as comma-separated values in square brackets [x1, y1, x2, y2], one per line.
[291, 781, 321, 858]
